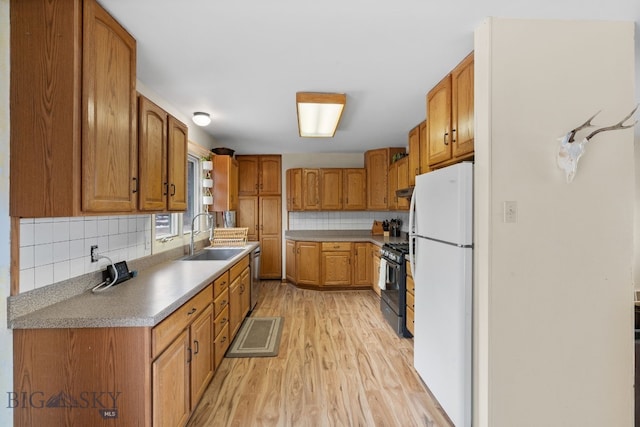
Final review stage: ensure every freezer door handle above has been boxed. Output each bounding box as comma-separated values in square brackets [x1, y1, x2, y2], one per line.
[409, 187, 417, 278]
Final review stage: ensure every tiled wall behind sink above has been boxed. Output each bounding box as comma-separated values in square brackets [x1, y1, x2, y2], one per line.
[19, 215, 152, 292]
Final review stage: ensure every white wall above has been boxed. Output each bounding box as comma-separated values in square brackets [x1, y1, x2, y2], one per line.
[0, 0, 12, 423]
[474, 18, 635, 427]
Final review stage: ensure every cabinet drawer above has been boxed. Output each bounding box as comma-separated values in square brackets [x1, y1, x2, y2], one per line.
[214, 305, 230, 338]
[321, 242, 351, 251]
[230, 255, 250, 281]
[152, 284, 213, 358]
[214, 288, 229, 318]
[406, 289, 415, 311]
[406, 306, 415, 336]
[213, 271, 229, 298]
[406, 274, 415, 295]
[214, 323, 231, 369]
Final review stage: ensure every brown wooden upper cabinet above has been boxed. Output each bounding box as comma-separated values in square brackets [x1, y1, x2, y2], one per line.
[286, 168, 303, 211]
[237, 155, 281, 196]
[138, 95, 188, 212]
[365, 147, 405, 210]
[320, 169, 343, 210]
[212, 155, 239, 212]
[408, 120, 429, 186]
[303, 169, 321, 210]
[10, 0, 138, 217]
[427, 52, 474, 167]
[287, 168, 366, 211]
[342, 168, 367, 210]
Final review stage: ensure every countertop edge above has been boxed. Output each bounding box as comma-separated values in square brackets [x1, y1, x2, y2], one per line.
[10, 242, 259, 330]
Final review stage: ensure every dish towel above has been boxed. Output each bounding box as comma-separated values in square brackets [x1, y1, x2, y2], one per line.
[378, 258, 387, 290]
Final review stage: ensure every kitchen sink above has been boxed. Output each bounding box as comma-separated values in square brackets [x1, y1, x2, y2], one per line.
[182, 248, 244, 261]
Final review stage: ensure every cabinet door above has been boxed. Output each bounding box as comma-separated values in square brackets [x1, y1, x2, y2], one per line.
[322, 251, 352, 286]
[286, 240, 296, 283]
[237, 155, 259, 196]
[229, 276, 242, 337]
[371, 248, 381, 297]
[320, 169, 343, 210]
[212, 156, 238, 211]
[343, 169, 367, 210]
[397, 157, 409, 210]
[452, 53, 474, 159]
[82, 0, 137, 212]
[287, 168, 303, 211]
[296, 242, 320, 285]
[388, 162, 398, 211]
[238, 196, 259, 240]
[167, 116, 188, 211]
[366, 149, 388, 210]
[259, 235, 282, 279]
[303, 169, 320, 210]
[190, 304, 214, 406]
[418, 120, 430, 177]
[353, 243, 369, 286]
[153, 329, 190, 427]
[229, 158, 239, 210]
[214, 323, 230, 370]
[426, 74, 452, 166]
[408, 124, 421, 186]
[259, 155, 282, 195]
[259, 195, 281, 278]
[241, 267, 251, 316]
[138, 96, 167, 211]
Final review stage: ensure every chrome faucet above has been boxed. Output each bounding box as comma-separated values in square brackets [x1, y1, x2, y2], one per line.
[190, 212, 215, 255]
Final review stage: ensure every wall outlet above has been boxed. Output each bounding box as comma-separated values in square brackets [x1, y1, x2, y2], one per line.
[503, 201, 518, 223]
[90, 245, 99, 262]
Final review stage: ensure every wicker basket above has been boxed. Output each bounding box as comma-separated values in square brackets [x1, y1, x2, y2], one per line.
[211, 227, 248, 247]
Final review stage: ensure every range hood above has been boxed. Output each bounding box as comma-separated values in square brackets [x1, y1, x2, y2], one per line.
[396, 187, 414, 200]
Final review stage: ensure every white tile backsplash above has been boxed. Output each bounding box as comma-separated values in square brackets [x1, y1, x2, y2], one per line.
[20, 214, 153, 289]
[288, 211, 409, 232]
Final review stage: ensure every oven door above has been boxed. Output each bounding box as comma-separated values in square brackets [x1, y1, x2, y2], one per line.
[384, 258, 401, 291]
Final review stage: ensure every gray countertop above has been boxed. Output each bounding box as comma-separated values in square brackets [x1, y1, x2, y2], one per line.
[9, 243, 259, 330]
[284, 229, 409, 246]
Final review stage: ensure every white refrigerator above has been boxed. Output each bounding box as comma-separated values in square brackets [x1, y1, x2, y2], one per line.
[409, 162, 473, 427]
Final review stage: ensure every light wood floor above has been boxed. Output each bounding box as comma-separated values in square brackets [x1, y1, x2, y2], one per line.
[187, 281, 452, 427]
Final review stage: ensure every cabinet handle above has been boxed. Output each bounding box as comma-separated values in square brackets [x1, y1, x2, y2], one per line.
[170, 183, 176, 196]
[221, 317, 227, 324]
[194, 340, 200, 355]
[240, 284, 244, 292]
[297, 248, 300, 254]
[255, 183, 259, 190]
[451, 129, 456, 143]
[443, 132, 449, 145]
[187, 308, 196, 315]
[415, 167, 419, 175]
[187, 347, 192, 363]
[163, 182, 168, 196]
[255, 224, 258, 230]
[132, 177, 138, 193]
[221, 336, 227, 343]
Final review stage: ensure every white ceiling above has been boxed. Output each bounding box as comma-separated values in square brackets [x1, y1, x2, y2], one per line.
[100, 0, 640, 155]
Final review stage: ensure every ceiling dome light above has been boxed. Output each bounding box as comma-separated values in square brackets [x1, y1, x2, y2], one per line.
[192, 112, 211, 126]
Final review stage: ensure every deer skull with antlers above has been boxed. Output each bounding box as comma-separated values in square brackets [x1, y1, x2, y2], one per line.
[557, 105, 638, 182]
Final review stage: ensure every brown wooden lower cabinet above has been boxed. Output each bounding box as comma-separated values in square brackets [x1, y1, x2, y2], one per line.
[13, 255, 253, 427]
[406, 259, 415, 336]
[286, 240, 382, 290]
[370, 243, 381, 297]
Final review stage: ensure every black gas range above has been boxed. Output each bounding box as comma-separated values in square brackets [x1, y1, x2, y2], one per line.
[380, 242, 412, 338]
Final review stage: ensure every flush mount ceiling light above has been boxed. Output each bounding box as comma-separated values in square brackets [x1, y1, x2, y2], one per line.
[296, 92, 346, 138]
[192, 112, 211, 127]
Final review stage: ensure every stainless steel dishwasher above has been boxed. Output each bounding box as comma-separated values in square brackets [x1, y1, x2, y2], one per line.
[250, 246, 261, 311]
